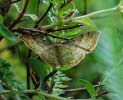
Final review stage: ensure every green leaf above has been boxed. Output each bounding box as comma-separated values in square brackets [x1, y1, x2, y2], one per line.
[119, 0, 123, 6]
[60, 77, 71, 81]
[97, 97, 104, 100]
[0, 24, 16, 41]
[55, 84, 68, 88]
[120, 11, 123, 20]
[24, 14, 38, 21]
[0, 15, 3, 24]
[28, 58, 46, 85]
[56, 66, 71, 71]
[80, 79, 96, 100]
[13, 3, 20, 13]
[74, 17, 97, 29]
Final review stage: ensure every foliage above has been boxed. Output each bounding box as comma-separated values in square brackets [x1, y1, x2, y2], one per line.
[0, 24, 16, 41]
[0, 58, 24, 99]
[52, 71, 71, 96]
[80, 79, 96, 100]
[0, 58, 24, 91]
[28, 58, 46, 87]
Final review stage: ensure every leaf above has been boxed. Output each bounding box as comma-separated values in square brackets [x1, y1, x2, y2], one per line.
[80, 79, 96, 100]
[24, 14, 38, 21]
[55, 84, 68, 88]
[13, 3, 20, 13]
[0, 15, 3, 24]
[0, 24, 16, 41]
[28, 58, 46, 85]
[56, 66, 71, 71]
[71, 1, 76, 9]
[118, 0, 123, 6]
[74, 17, 97, 29]
[97, 97, 104, 100]
[60, 77, 71, 81]
[120, 11, 123, 20]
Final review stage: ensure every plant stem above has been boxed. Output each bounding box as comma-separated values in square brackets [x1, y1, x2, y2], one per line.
[0, 90, 68, 100]
[35, 2, 52, 28]
[57, 0, 62, 36]
[11, 0, 22, 3]
[36, 91, 67, 100]
[38, 6, 122, 30]
[83, 0, 87, 15]
[26, 63, 30, 89]
[46, 24, 83, 32]
[0, 90, 10, 95]
[63, 84, 104, 93]
[0, 87, 108, 100]
[12, 27, 70, 40]
[61, 0, 73, 9]
[36, 0, 40, 16]
[26, 49, 32, 90]
[96, 91, 109, 98]
[43, 70, 57, 82]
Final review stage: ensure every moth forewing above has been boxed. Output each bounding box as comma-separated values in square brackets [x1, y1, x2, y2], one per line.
[19, 35, 60, 66]
[66, 31, 100, 53]
[19, 35, 53, 54]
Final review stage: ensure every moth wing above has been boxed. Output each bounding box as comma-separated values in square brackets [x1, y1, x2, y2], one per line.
[58, 45, 85, 66]
[40, 47, 59, 66]
[68, 31, 100, 53]
[19, 35, 60, 66]
[19, 35, 53, 54]
[60, 31, 99, 66]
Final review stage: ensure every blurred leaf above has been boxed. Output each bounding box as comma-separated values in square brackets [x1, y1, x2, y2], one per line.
[56, 66, 71, 71]
[0, 15, 3, 23]
[24, 14, 38, 21]
[80, 79, 96, 100]
[105, 58, 123, 100]
[53, 88, 64, 96]
[120, 11, 123, 19]
[97, 97, 104, 100]
[55, 84, 68, 88]
[119, 0, 123, 6]
[71, 1, 76, 9]
[28, 58, 46, 84]
[74, 17, 97, 29]
[0, 24, 16, 41]
[13, 3, 20, 12]
[60, 77, 71, 81]
[32, 95, 45, 100]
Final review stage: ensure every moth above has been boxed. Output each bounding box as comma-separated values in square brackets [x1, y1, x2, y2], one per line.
[19, 31, 99, 67]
